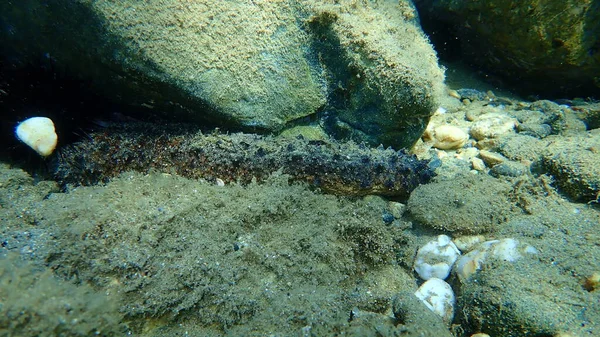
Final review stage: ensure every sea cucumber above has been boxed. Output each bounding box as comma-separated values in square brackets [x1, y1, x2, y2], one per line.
[55, 123, 436, 200]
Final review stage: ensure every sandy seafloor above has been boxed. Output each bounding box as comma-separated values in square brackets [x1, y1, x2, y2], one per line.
[1, 67, 600, 337]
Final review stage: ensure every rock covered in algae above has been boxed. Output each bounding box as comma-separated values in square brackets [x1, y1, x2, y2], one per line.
[33, 170, 415, 334]
[414, 0, 600, 97]
[0, 252, 123, 336]
[407, 174, 519, 233]
[541, 129, 600, 202]
[54, 123, 436, 200]
[0, 0, 445, 148]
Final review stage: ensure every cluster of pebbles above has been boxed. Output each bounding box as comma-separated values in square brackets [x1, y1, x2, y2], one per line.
[412, 234, 538, 326]
[415, 88, 599, 203]
[404, 88, 600, 336]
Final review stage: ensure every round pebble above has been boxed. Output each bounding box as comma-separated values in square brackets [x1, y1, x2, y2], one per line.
[431, 125, 469, 150]
[470, 157, 486, 171]
[414, 278, 455, 325]
[489, 161, 529, 178]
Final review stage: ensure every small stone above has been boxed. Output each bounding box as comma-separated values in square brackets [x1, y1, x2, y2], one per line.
[414, 278, 455, 325]
[453, 235, 485, 252]
[470, 157, 486, 171]
[15, 117, 58, 157]
[389, 201, 406, 219]
[431, 125, 469, 150]
[447, 89, 461, 99]
[490, 161, 529, 178]
[414, 235, 461, 280]
[470, 113, 517, 140]
[474, 138, 501, 150]
[517, 122, 552, 138]
[465, 109, 478, 121]
[457, 88, 487, 101]
[455, 147, 479, 161]
[478, 150, 507, 167]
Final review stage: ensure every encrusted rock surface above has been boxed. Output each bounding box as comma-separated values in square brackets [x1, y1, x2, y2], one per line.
[0, 0, 445, 148]
[414, 0, 600, 97]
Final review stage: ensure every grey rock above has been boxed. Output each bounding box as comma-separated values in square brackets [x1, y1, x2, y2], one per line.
[456, 255, 598, 336]
[456, 88, 488, 101]
[490, 161, 529, 178]
[407, 174, 519, 233]
[541, 130, 600, 202]
[414, 0, 600, 97]
[516, 122, 552, 138]
[493, 134, 548, 162]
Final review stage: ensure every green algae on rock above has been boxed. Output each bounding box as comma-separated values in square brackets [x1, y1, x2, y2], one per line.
[54, 122, 436, 200]
[307, 1, 446, 148]
[414, 0, 600, 97]
[0, 253, 123, 336]
[407, 174, 520, 233]
[36, 172, 417, 334]
[0, 0, 445, 148]
[541, 129, 600, 203]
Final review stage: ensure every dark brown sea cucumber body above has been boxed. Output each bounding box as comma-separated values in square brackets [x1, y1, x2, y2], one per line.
[55, 123, 436, 200]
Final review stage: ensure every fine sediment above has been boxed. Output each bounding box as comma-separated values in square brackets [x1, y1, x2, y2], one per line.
[54, 123, 436, 200]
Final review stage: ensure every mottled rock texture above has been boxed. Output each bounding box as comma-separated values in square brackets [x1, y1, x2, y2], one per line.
[414, 0, 600, 97]
[0, 0, 445, 148]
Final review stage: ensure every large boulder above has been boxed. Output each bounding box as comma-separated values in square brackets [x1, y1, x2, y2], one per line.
[414, 0, 600, 98]
[0, 0, 445, 148]
[307, 2, 446, 147]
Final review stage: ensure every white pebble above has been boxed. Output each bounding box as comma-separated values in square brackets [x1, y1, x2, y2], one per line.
[414, 278, 455, 324]
[454, 238, 538, 282]
[470, 157, 486, 171]
[15, 117, 58, 157]
[414, 235, 461, 280]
